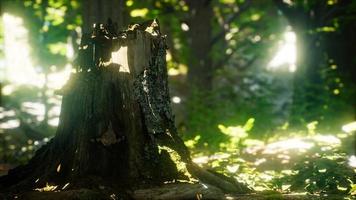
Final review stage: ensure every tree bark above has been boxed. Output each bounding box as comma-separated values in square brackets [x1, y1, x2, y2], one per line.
[0, 21, 251, 198]
[0, 24, 176, 190]
[185, 0, 214, 91]
[291, 30, 325, 124]
[82, 0, 128, 33]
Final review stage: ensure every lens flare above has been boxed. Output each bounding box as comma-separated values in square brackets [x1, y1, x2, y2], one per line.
[268, 30, 296, 72]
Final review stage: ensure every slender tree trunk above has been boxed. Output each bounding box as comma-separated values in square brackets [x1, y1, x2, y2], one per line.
[291, 30, 325, 124]
[325, 19, 356, 153]
[41, 73, 49, 127]
[273, 1, 326, 125]
[82, 0, 128, 33]
[275, 0, 356, 127]
[185, 0, 214, 91]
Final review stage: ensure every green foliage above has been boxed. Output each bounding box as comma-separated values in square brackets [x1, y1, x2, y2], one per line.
[287, 155, 354, 194]
[290, 61, 356, 131]
[1, 1, 355, 198]
[279, 0, 356, 130]
[0, 0, 81, 165]
[3, 0, 80, 71]
[190, 130, 355, 197]
[218, 118, 254, 151]
[184, 68, 287, 150]
[183, 90, 229, 150]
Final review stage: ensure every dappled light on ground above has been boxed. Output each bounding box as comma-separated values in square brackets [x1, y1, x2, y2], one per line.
[35, 183, 58, 192]
[342, 121, 356, 133]
[191, 123, 355, 195]
[261, 138, 314, 154]
[348, 156, 356, 168]
[0, 119, 19, 129]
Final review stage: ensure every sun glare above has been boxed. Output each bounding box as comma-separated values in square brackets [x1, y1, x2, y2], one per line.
[268, 29, 296, 72]
[1, 13, 71, 129]
[2, 13, 42, 86]
[2, 13, 71, 89]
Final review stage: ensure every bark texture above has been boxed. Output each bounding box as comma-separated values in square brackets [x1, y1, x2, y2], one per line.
[0, 21, 250, 199]
[185, 0, 214, 91]
[82, 0, 128, 33]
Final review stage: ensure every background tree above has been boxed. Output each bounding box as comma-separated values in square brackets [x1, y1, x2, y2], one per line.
[81, 0, 128, 33]
[274, 0, 356, 129]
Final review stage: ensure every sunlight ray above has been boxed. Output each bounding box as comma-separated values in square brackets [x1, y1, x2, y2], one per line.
[2, 13, 43, 86]
[268, 29, 296, 72]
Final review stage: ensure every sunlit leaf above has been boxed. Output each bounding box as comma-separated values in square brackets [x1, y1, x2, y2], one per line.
[130, 8, 149, 17]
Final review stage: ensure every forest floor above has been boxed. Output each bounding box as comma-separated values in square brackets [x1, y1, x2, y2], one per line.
[1, 132, 354, 199]
[9, 183, 351, 200]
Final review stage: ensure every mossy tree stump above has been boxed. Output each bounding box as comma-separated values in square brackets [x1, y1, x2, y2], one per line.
[0, 20, 250, 199]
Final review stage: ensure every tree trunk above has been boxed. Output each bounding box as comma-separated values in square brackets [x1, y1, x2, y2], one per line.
[0, 21, 251, 198]
[291, 30, 325, 124]
[273, 1, 327, 125]
[185, 0, 214, 92]
[82, 0, 128, 33]
[275, 0, 356, 127]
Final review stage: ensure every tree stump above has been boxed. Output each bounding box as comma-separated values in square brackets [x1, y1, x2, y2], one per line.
[0, 20, 250, 199]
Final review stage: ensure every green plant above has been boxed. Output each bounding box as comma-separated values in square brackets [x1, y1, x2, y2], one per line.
[287, 155, 355, 194]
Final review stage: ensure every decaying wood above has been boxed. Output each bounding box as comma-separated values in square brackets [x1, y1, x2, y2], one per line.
[0, 20, 251, 199]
